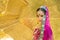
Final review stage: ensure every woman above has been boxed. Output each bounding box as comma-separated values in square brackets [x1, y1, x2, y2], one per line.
[33, 6, 53, 40]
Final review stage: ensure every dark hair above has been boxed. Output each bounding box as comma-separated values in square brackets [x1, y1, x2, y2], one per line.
[36, 8, 46, 15]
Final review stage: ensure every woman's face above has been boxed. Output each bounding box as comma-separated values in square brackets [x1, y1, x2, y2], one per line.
[36, 10, 44, 22]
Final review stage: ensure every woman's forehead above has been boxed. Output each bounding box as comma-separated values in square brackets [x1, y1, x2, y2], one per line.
[37, 10, 44, 15]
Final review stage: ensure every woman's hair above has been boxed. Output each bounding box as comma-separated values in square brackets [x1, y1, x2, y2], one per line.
[36, 8, 46, 15]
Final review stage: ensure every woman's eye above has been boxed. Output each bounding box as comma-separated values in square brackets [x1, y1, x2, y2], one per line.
[37, 15, 43, 17]
[37, 15, 39, 17]
[40, 15, 43, 17]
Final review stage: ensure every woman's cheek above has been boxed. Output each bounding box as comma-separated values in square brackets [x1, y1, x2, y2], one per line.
[38, 17, 43, 21]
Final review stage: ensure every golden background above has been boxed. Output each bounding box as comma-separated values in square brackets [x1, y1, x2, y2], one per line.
[0, 0, 60, 40]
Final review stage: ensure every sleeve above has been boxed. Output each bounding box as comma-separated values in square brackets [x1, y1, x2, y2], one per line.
[33, 28, 40, 40]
